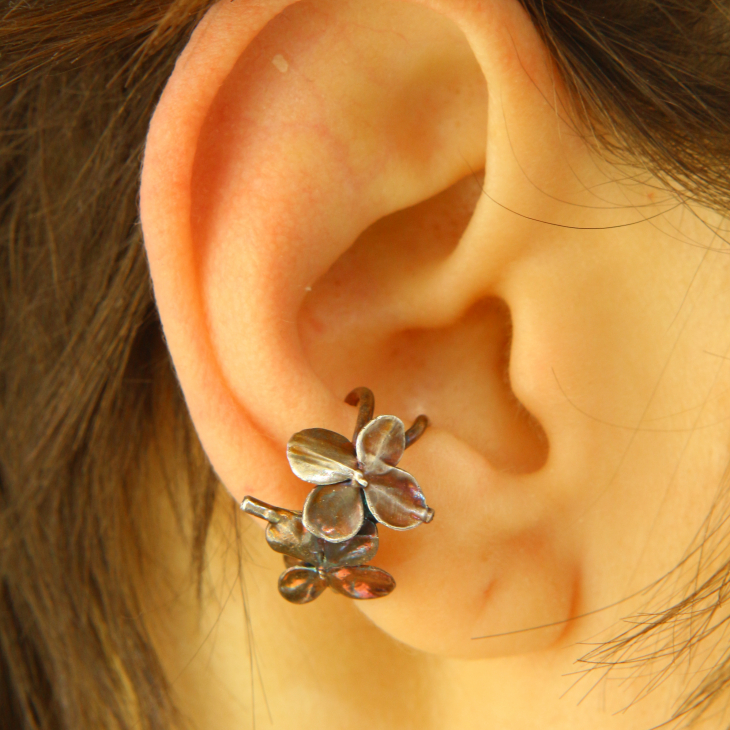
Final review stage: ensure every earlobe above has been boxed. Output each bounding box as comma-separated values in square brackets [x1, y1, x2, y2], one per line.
[141, 0, 608, 658]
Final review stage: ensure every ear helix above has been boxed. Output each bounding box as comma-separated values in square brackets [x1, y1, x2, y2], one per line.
[241, 387, 433, 604]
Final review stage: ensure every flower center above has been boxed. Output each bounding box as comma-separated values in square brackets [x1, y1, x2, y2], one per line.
[352, 470, 368, 488]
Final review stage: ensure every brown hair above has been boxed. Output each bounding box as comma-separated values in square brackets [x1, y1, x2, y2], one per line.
[1, 1, 729, 728]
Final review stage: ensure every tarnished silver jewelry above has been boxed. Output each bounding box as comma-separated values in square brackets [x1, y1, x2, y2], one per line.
[288, 387, 434, 542]
[241, 387, 434, 603]
[240, 497, 395, 603]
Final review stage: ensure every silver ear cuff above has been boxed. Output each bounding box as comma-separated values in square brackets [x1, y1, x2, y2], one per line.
[241, 387, 434, 604]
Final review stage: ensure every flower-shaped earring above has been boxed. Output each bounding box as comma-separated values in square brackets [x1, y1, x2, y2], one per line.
[287, 388, 434, 542]
[241, 496, 395, 604]
[241, 388, 434, 602]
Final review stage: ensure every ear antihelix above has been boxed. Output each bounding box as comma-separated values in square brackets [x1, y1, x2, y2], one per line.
[242, 388, 434, 602]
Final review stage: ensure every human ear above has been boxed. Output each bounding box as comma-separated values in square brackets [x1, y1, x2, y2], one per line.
[141, 0, 642, 659]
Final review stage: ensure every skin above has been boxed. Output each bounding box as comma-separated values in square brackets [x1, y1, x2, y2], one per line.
[140, 0, 730, 727]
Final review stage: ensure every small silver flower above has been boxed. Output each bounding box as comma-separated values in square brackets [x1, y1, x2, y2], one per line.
[241, 497, 395, 604]
[287, 406, 434, 543]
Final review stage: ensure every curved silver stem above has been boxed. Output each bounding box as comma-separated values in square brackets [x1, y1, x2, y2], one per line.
[345, 387, 375, 441]
[405, 415, 430, 448]
[240, 496, 282, 524]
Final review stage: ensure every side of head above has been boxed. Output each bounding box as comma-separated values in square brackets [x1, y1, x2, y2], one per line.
[3, 0, 730, 727]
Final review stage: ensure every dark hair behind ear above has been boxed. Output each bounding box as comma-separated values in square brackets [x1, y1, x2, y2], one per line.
[521, 0, 730, 210]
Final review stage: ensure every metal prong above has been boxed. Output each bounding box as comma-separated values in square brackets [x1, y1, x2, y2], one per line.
[405, 415, 429, 448]
[345, 387, 375, 441]
[422, 507, 435, 523]
[240, 496, 282, 524]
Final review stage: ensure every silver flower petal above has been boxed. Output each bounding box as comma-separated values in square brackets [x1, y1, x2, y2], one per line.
[364, 467, 430, 530]
[356, 416, 406, 474]
[278, 566, 327, 604]
[303, 483, 364, 543]
[265, 511, 320, 564]
[327, 566, 396, 599]
[287, 428, 358, 485]
[322, 520, 378, 569]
